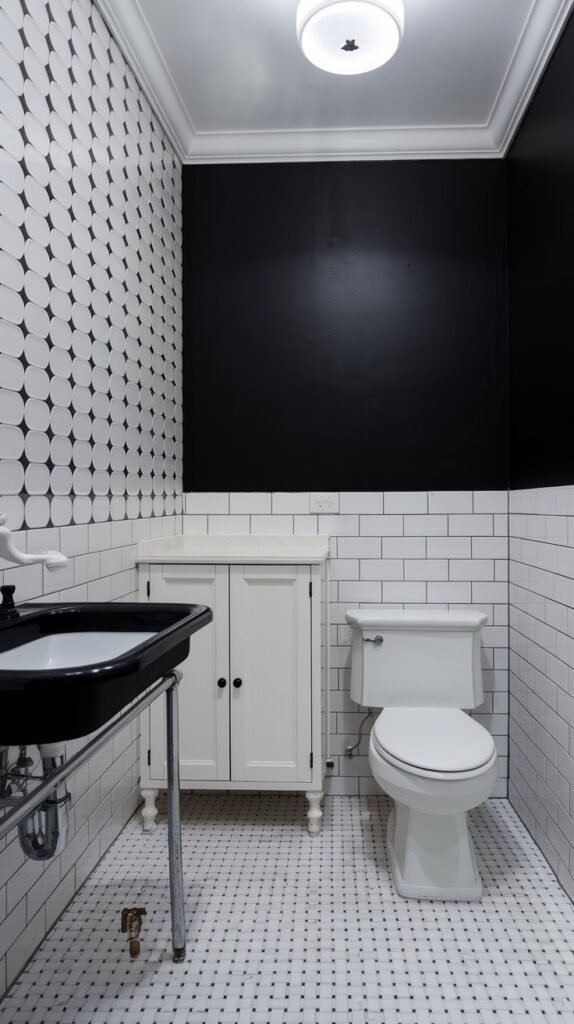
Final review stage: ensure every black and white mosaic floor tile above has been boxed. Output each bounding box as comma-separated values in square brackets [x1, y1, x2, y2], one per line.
[1, 794, 573, 1023]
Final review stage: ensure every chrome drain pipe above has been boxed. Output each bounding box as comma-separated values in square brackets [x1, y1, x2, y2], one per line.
[19, 743, 70, 860]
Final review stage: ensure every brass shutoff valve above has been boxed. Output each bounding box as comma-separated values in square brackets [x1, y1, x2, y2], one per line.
[121, 907, 146, 959]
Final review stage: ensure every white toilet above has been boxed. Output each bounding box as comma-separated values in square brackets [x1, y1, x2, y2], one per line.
[346, 608, 498, 900]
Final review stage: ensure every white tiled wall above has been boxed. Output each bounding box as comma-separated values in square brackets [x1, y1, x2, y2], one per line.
[184, 491, 509, 797]
[509, 486, 574, 900]
[0, 0, 182, 997]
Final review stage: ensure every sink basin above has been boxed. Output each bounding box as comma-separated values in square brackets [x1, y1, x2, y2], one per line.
[0, 602, 212, 744]
[0, 632, 157, 671]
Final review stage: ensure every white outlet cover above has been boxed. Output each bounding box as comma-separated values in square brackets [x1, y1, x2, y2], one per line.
[310, 493, 339, 514]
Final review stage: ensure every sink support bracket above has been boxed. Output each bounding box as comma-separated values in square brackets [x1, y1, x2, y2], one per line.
[0, 669, 187, 964]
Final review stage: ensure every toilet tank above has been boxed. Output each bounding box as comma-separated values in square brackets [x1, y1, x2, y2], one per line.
[345, 608, 487, 709]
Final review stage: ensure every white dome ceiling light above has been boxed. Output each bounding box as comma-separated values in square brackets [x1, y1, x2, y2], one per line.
[296, 0, 405, 76]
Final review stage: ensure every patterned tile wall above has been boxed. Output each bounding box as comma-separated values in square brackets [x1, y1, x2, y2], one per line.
[0, 0, 182, 997]
[184, 490, 510, 796]
[0, 0, 183, 533]
[509, 486, 574, 901]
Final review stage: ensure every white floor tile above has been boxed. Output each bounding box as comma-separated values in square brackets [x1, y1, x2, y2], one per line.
[1, 794, 573, 1023]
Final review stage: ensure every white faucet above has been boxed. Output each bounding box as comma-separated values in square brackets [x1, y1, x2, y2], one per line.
[0, 514, 68, 571]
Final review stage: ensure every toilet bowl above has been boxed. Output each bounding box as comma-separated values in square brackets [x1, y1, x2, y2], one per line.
[369, 707, 497, 899]
[345, 608, 498, 901]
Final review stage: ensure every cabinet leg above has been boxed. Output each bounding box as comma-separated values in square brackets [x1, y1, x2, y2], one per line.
[141, 788, 159, 833]
[305, 791, 324, 835]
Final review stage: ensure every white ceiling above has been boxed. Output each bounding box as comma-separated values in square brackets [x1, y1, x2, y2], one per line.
[97, 0, 574, 162]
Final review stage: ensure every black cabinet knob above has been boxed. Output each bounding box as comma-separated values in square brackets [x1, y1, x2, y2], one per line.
[233, 678, 243, 689]
[217, 678, 227, 689]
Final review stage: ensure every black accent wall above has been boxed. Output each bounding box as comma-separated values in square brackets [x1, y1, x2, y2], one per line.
[508, 12, 574, 489]
[183, 162, 508, 492]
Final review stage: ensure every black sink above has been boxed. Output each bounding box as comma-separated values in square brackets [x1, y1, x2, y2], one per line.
[0, 602, 212, 744]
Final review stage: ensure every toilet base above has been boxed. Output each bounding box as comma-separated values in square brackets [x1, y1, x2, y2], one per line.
[387, 802, 482, 901]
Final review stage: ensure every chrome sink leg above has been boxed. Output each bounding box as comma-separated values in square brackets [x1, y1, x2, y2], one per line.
[166, 670, 186, 963]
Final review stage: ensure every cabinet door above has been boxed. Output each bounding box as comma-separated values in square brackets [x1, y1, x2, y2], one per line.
[230, 564, 312, 784]
[148, 563, 230, 781]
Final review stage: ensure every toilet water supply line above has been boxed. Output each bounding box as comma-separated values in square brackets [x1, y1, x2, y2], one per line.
[346, 708, 375, 758]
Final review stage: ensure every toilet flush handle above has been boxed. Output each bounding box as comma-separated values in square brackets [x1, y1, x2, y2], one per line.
[364, 635, 384, 646]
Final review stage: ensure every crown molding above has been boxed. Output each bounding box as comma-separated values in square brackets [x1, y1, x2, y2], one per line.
[95, 0, 194, 161]
[97, 0, 574, 164]
[184, 125, 499, 164]
[488, 0, 574, 155]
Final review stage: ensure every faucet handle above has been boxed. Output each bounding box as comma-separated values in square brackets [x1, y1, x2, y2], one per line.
[1, 585, 16, 610]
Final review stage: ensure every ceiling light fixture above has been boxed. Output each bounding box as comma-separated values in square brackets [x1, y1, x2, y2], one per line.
[296, 0, 404, 76]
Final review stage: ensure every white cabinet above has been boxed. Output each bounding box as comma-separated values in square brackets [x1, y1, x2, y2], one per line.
[138, 545, 327, 834]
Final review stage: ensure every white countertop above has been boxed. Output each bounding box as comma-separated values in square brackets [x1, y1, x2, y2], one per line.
[136, 534, 330, 564]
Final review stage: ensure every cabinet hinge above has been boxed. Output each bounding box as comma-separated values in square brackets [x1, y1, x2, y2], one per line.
[147, 749, 151, 766]
[308, 581, 313, 598]
[310, 752, 313, 769]
[146, 579, 150, 599]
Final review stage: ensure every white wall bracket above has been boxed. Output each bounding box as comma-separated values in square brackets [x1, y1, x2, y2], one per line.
[0, 515, 68, 571]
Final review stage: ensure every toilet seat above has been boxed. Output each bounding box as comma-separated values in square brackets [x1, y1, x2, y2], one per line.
[372, 707, 496, 781]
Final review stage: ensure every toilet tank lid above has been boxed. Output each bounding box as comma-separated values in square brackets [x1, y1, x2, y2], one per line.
[345, 608, 488, 631]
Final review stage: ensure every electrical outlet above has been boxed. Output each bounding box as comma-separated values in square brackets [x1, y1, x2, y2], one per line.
[310, 493, 339, 514]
